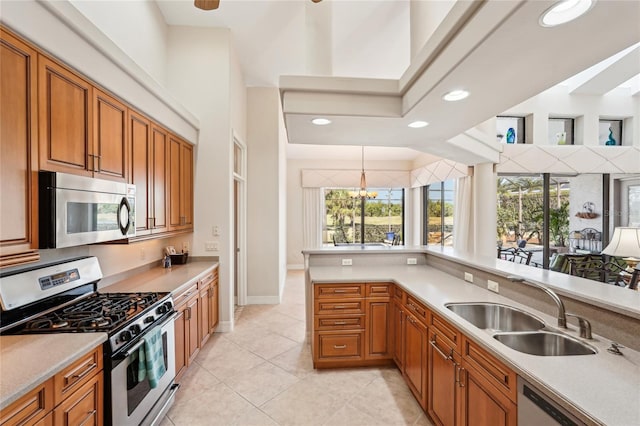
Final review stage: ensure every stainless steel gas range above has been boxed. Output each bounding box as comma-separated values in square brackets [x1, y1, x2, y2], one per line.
[0, 256, 179, 426]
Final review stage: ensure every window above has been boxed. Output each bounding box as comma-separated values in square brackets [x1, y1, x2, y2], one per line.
[423, 180, 455, 246]
[323, 188, 404, 245]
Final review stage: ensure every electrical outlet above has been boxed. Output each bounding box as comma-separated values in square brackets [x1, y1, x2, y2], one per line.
[407, 258, 417, 265]
[205, 241, 216, 251]
[212, 225, 220, 236]
[464, 272, 473, 283]
[182, 241, 189, 253]
[342, 258, 353, 266]
[488, 280, 499, 293]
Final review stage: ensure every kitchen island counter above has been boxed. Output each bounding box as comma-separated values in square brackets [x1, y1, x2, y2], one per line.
[308, 263, 640, 426]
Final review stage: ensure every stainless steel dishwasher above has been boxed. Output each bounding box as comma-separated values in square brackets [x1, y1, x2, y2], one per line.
[518, 377, 587, 426]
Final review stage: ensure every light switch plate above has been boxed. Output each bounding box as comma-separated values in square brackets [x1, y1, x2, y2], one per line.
[488, 280, 499, 293]
[342, 258, 353, 266]
[407, 258, 417, 265]
[464, 272, 473, 282]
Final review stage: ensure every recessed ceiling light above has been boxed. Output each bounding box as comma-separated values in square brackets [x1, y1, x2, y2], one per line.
[311, 118, 331, 126]
[408, 121, 429, 128]
[540, 0, 595, 27]
[443, 89, 469, 102]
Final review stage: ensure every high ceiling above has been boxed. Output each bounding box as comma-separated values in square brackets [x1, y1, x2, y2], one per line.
[155, 0, 640, 162]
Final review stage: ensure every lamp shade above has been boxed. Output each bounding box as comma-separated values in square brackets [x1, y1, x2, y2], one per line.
[601, 227, 640, 257]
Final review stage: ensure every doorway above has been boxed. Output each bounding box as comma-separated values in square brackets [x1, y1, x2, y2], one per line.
[233, 136, 247, 306]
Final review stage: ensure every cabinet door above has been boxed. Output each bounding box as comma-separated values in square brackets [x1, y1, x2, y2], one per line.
[168, 137, 182, 230]
[173, 306, 187, 382]
[186, 295, 200, 364]
[38, 56, 93, 176]
[428, 330, 458, 426]
[180, 142, 193, 228]
[93, 89, 127, 181]
[199, 285, 211, 347]
[150, 125, 168, 233]
[53, 373, 102, 426]
[392, 301, 404, 369]
[0, 29, 39, 264]
[403, 312, 427, 410]
[458, 360, 517, 426]
[365, 300, 391, 360]
[129, 111, 151, 235]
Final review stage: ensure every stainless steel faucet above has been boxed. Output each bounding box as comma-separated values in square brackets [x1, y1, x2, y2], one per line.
[566, 313, 592, 339]
[506, 276, 567, 328]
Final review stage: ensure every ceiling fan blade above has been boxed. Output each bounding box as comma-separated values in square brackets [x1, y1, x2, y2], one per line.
[194, 0, 220, 10]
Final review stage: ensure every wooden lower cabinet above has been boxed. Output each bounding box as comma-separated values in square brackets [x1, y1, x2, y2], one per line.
[365, 299, 392, 360]
[0, 346, 103, 426]
[458, 360, 517, 426]
[403, 310, 428, 410]
[53, 374, 102, 426]
[427, 329, 460, 426]
[391, 299, 405, 369]
[174, 284, 199, 382]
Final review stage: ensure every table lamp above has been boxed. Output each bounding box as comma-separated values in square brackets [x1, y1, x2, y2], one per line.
[601, 227, 640, 271]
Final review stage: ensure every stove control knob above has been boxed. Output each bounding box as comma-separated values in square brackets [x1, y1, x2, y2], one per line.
[156, 304, 169, 315]
[144, 316, 155, 324]
[130, 324, 141, 336]
[120, 330, 132, 342]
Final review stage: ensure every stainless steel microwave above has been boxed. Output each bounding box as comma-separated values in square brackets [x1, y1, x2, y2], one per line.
[39, 171, 136, 248]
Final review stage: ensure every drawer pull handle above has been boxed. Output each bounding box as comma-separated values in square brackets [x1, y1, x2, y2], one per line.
[333, 345, 347, 349]
[430, 338, 452, 361]
[334, 289, 347, 293]
[333, 305, 347, 309]
[334, 321, 347, 325]
[79, 409, 97, 426]
[67, 362, 97, 385]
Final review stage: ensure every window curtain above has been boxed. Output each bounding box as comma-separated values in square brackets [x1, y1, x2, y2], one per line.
[303, 188, 323, 248]
[453, 176, 474, 253]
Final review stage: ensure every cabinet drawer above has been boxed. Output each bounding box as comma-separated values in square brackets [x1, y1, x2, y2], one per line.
[405, 295, 429, 325]
[316, 332, 363, 360]
[315, 315, 364, 330]
[462, 337, 517, 402]
[314, 283, 364, 299]
[366, 283, 392, 298]
[54, 346, 103, 405]
[315, 300, 364, 315]
[429, 313, 460, 352]
[0, 379, 53, 426]
[174, 283, 198, 308]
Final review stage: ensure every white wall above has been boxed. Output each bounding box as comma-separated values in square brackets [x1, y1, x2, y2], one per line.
[247, 88, 284, 303]
[69, 0, 168, 86]
[165, 26, 238, 330]
[286, 158, 413, 267]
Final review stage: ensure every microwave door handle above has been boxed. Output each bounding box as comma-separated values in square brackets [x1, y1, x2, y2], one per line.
[118, 196, 131, 235]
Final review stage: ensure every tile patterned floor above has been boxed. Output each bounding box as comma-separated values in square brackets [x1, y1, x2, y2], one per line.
[162, 270, 433, 426]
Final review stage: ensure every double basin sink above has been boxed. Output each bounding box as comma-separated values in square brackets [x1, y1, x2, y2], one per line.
[445, 302, 596, 356]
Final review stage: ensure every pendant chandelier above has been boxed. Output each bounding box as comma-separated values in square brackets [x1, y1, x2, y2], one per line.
[350, 146, 377, 199]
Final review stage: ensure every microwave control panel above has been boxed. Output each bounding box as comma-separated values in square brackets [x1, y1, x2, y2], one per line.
[39, 269, 80, 290]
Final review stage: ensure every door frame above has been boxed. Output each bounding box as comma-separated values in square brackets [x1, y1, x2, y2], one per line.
[233, 133, 247, 306]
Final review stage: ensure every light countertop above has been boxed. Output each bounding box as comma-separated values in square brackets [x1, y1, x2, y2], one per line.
[309, 264, 640, 426]
[101, 260, 218, 295]
[0, 333, 107, 410]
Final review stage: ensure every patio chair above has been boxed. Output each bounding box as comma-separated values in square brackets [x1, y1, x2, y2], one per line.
[498, 247, 532, 265]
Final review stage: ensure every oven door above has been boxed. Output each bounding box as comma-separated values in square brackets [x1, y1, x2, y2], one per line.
[111, 314, 176, 426]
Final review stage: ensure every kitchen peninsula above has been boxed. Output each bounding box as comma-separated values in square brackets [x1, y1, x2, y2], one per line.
[303, 246, 640, 426]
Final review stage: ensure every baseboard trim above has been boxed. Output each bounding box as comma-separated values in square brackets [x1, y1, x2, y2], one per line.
[287, 264, 304, 270]
[246, 296, 280, 304]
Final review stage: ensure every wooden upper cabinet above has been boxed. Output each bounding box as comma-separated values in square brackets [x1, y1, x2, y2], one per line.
[151, 125, 168, 233]
[93, 89, 127, 181]
[168, 136, 193, 232]
[0, 28, 39, 266]
[38, 56, 93, 176]
[129, 111, 151, 235]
